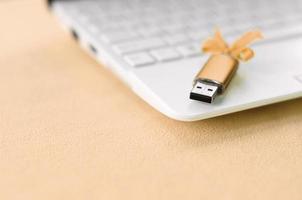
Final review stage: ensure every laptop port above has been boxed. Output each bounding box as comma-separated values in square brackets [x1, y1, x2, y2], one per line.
[89, 44, 97, 55]
[70, 28, 79, 41]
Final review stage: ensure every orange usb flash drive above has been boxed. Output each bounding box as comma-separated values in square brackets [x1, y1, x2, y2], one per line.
[190, 29, 263, 103]
[190, 54, 239, 103]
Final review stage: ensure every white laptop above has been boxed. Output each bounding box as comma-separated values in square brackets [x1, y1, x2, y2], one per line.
[48, 0, 302, 121]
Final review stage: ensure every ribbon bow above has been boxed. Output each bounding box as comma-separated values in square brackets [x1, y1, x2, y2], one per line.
[202, 29, 263, 61]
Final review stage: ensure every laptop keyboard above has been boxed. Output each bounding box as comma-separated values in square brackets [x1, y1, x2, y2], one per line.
[61, 0, 302, 67]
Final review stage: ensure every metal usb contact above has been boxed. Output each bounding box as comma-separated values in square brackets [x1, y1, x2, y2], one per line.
[190, 54, 239, 103]
[190, 81, 219, 103]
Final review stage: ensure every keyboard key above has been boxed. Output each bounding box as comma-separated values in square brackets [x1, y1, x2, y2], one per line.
[150, 48, 181, 61]
[177, 44, 201, 57]
[137, 26, 164, 37]
[113, 37, 166, 54]
[164, 33, 190, 45]
[161, 24, 186, 34]
[124, 52, 155, 67]
[101, 30, 139, 43]
[187, 30, 210, 41]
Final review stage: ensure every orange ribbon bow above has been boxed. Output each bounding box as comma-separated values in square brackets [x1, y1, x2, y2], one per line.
[202, 29, 263, 61]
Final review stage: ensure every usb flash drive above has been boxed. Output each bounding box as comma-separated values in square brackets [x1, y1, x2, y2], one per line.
[189, 29, 262, 103]
[190, 54, 239, 103]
